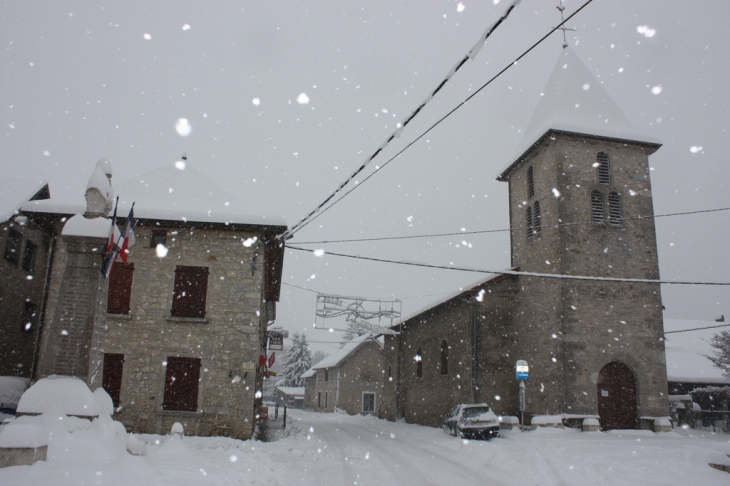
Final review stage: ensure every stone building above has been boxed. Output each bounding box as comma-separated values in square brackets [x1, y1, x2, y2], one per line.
[0, 179, 52, 378]
[13, 161, 286, 440]
[303, 334, 386, 416]
[383, 48, 669, 430]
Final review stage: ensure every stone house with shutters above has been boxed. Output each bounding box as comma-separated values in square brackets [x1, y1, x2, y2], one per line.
[382, 48, 670, 431]
[11, 161, 286, 440]
[303, 333, 387, 416]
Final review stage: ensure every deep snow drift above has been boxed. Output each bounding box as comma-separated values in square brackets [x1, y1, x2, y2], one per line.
[1, 409, 729, 485]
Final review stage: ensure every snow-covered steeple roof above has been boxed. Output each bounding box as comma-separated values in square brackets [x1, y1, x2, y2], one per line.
[500, 48, 660, 179]
[0, 177, 50, 224]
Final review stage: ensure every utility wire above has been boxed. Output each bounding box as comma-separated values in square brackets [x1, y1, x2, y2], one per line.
[289, 207, 730, 245]
[280, 0, 522, 240]
[665, 323, 730, 334]
[286, 245, 730, 286]
[284, 0, 595, 240]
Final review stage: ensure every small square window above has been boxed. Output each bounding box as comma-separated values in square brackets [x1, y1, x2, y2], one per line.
[22, 240, 37, 273]
[4, 229, 22, 266]
[150, 231, 167, 248]
[363, 392, 375, 413]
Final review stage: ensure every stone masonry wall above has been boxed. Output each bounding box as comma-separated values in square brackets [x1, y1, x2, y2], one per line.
[335, 341, 385, 416]
[103, 223, 267, 439]
[506, 132, 668, 420]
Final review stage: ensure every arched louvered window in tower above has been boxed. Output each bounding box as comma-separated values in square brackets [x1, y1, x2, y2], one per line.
[440, 340, 449, 375]
[608, 192, 622, 226]
[591, 191, 605, 224]
[526, 206, 534, 237]
[415, 347, 423, 378]
[597, 152, 610, 184]
[527, 166, 535, 198]
[533, 201, 541, 234]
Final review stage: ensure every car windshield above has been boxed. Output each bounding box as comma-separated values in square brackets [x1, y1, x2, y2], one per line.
[462, 407, 490, 419]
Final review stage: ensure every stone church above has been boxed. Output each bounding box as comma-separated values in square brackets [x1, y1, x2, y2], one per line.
[2, 159, 286, 440]
[381, 48, 669, 430]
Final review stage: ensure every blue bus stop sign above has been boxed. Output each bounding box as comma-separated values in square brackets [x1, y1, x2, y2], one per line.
[516, 360, 529, 380]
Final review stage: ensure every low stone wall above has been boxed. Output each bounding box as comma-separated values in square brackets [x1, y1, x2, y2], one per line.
[0, 445, 47, 468]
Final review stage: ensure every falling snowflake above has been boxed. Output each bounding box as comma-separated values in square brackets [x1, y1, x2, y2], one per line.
[252, 98, 261, 106]
[651, 86, 662, 95]
[314, 249, 325, 257]
[156, 244, 168, 258]
[174, 161, 186, 170]
[457, 3, 465, 12]
[143, 33, 151, 40]
[175, 118, 192, 136]
[297, 93, 310, 104]
[689, 146, 703, 153]
[182, 24, 191, 31]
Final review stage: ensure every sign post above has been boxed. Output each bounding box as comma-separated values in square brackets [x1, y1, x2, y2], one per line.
[516, 360, 529, 431]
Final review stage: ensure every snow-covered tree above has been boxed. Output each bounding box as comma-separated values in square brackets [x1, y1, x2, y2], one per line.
[278, 333, 312, 387]
[706, 329, 730, 379]
[312, 350, 329, 366]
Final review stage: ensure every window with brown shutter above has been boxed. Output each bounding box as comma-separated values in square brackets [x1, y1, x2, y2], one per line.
[107, 263, 134, 315]
[163, 357, 201, 412]
[171, 266, 209, 318]
[102, 353, 125, 407]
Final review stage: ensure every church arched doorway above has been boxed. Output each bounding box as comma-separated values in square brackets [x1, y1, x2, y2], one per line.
[597, 361, 637, 430]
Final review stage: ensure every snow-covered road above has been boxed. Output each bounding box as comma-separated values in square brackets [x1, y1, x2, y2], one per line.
[2, 409, 730, 485]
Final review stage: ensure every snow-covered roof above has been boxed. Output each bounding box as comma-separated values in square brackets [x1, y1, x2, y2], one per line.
[0, 177, 50, 224]
[277, 386, 305, 397]
[61, 214, 113, 238]
[664, 319, 730, 384]
[311, 333, 380, 370]
[23, 161, 287, 227]
[396, 271, 514, 325]
[17, 375, 98, 416]
[500, 48, 660, 179]
[301, 369, 316, 379]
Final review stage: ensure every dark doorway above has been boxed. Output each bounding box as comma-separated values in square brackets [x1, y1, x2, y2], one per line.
[597, 361, 637, 430]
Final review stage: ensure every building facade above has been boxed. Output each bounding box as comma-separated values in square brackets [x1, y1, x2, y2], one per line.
[383, 48, 669, 430]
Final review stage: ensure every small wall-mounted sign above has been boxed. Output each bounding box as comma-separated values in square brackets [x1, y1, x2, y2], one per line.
[268, 332, 284, 351]
[516, 360, 529, 380]
[242, 362, 256, 372]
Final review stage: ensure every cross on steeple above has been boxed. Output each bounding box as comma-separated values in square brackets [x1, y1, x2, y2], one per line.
[556, 1, 576, 49]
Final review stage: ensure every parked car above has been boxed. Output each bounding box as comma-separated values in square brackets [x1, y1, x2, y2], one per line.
[443, 403, 500, 440]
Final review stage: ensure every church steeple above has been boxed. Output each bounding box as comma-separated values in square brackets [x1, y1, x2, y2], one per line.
[500, 48, 660, 181]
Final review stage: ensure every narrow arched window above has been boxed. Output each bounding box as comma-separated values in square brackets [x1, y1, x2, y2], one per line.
[533, 201, 541, 234]
[526, 206, 533, 237]
[608, 192, 622, 226]
[415, 347, 423, 378]
[597, 152, 610, 184]
[440, 340, 448, 375]
[527, 166, 535, 198]
[591, 191, 605, 224]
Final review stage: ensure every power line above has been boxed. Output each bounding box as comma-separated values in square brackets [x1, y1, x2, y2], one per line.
[665, 323, 730, 334]
[289, 207, 730, 245]
[284, 0, 596, 239]
[278, 2, 522, 241]
[286, 245, 730, 286]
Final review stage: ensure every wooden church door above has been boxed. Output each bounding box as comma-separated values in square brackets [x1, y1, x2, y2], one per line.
[597, 361, 637, 430]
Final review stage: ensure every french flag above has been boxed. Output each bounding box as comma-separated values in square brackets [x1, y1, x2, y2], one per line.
[119, 204, 136, 265]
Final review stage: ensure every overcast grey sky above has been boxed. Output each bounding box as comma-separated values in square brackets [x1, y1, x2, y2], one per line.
[2, 1, 728, 353]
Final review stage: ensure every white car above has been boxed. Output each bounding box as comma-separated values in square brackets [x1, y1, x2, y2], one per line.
[443, 403, 500, 440]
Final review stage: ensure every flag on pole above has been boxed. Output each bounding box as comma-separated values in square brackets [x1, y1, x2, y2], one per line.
[106, 197, 118, 255]
[102, 198, 119, 278]
[119, 205, 136, 265]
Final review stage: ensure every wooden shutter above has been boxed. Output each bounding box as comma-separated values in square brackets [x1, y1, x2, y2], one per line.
[171, 266, 208, 318]
[107, 263, 134, 314]
[163, 357, 201, 411]
[102, 353, 125, 407]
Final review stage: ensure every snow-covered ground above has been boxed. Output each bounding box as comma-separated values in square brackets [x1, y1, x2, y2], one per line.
[2, 409, 730, 485]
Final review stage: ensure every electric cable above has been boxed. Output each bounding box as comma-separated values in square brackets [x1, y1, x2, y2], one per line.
[288, 207, 730, 245]
[286, 245, 730, 286]
[283, 0, 595, 240]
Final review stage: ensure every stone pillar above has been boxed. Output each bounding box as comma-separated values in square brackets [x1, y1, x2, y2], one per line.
[36, 235, 109, 388]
